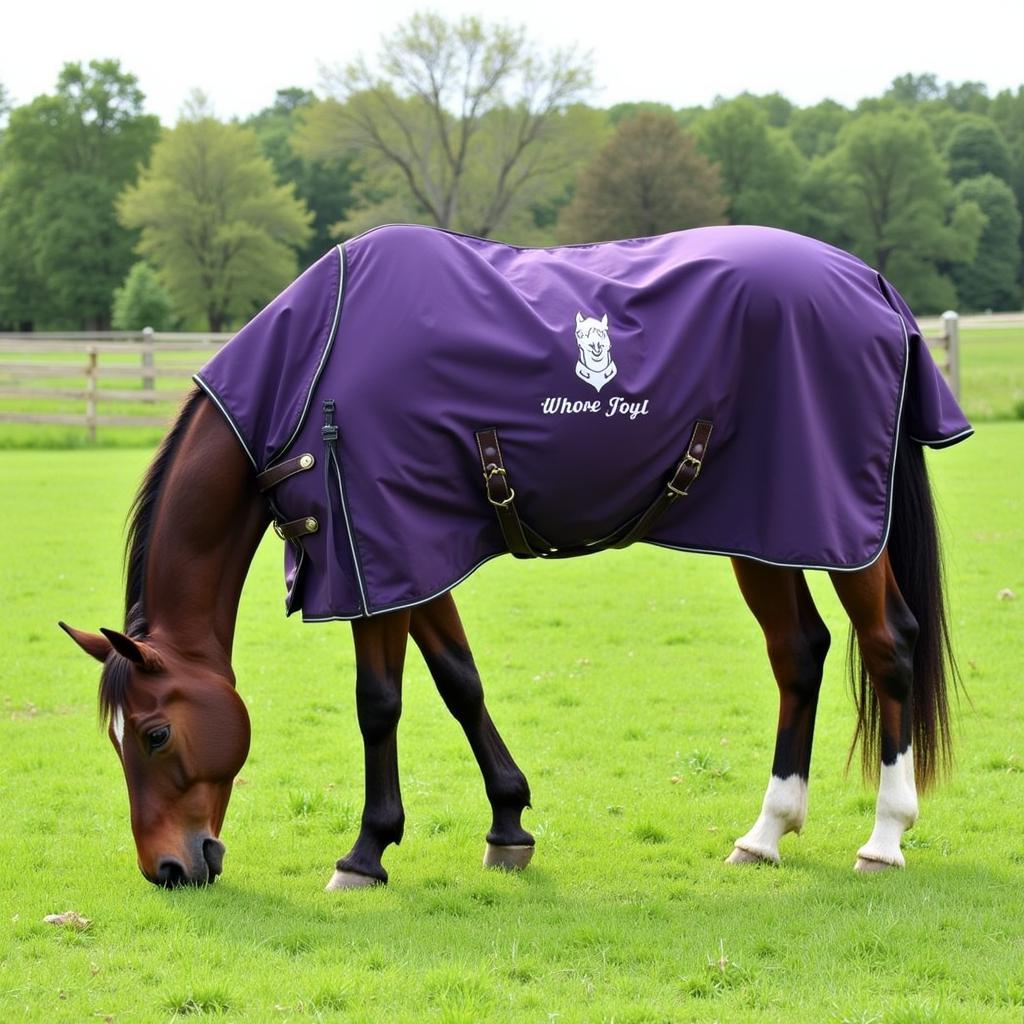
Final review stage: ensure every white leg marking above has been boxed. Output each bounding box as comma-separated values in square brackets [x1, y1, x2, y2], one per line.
[729, 774, 807, 864]
[111, 706, 125, 751]
[856, 748, 918, 869]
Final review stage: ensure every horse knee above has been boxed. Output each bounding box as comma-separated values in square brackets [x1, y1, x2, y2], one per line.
[766, 624, 830, 700]
[355, 671, 402, 743]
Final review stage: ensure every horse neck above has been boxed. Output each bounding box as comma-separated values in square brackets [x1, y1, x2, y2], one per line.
[143, 398, 271, 663]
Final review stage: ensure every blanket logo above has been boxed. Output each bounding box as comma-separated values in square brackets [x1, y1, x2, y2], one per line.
[574, 311, 617, 392]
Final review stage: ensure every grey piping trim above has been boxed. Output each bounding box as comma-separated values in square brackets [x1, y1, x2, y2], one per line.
[300, 552, 507, 621]
[909, 426, 974, 448]
[330, 447, 369, 614]
[269, 244, 346, 465]
[192, 374, 258, 470]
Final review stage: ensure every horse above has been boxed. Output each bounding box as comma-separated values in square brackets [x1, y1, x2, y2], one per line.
[61, 224, 971, 889]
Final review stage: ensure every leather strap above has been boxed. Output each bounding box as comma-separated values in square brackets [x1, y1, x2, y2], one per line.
[273, 515, 320, 541]
[256, 453, 316, 493]
[475, 428, 541, 558]
[611, 419, 713, 549]
[475, 419, 713, 559]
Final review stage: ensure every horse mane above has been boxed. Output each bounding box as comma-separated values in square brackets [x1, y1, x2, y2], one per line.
[98, 387, 206, 724]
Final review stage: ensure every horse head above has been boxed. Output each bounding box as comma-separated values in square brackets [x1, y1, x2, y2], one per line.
[61, 622, 250, 887]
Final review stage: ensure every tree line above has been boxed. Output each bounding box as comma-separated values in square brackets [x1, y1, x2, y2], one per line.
[1, 14, 1022, 331]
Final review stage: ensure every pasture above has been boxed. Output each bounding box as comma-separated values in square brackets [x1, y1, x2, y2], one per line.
[0, 413, 1022, 1022]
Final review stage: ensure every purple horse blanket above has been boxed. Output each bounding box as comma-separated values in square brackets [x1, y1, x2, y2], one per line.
[195, 224, 971, 620]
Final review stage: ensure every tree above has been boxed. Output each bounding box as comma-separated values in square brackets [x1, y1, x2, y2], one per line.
[950, 175, 1021, 310]
[789, 100, 850, 159]
[813, 111, 983, 311]
[112, 262, 175, 330]
[118, 101, 312, 331]
[944, 115, 1012, 183]
[246, 88, 361, 264]
[556, 112, 727, 243]
[297, 12, 596, 238]
[885, 73, 942, 105]
[694, 97, 806, 229]
[0, 60, 159, 329]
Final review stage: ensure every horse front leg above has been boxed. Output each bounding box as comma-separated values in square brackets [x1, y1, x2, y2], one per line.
[727, 560, 830, 865]
[326, 609, 411, 890]
[411, 593, 534, 870]
[830, 553, 919, 871]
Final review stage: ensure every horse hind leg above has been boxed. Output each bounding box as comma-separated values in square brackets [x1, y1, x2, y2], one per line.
[727, 560, 830, 865]
[830, 552, 919, 871]
[326, 609, 411, 890]
[410, 593, 534, 871]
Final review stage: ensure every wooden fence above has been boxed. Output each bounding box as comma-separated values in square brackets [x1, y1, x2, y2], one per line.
[0, 329, 231, 440]
[0, 313, 975, 441]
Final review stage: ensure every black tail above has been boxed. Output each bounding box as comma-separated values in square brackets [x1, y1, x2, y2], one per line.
[848, 434, 959, 790]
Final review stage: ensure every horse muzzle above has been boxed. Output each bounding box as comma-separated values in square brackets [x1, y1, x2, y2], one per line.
[146, 837, 226, 888]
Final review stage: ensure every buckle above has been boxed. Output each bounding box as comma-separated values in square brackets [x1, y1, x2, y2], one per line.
[273, 520, 285, 540]
[483, 464, 516, 508]
[667, 454, 702, 497]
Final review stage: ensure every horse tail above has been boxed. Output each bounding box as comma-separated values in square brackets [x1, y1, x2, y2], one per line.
[848, 433, 959, 791]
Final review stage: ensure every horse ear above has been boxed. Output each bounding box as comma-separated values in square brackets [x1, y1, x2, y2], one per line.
[99, 628, 163, 672]
[600, 313, 608, 328]
[59, 622, 113, 663]
[576, 312, 585, 325]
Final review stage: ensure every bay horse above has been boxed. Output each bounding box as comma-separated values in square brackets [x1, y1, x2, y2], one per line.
[61, 225, 969, 888]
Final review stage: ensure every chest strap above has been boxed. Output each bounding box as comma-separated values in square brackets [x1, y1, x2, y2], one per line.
[475, 419, 713, 559]
[256, 453, 316, 493]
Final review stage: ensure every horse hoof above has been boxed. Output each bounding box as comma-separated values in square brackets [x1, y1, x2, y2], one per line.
[325, 869, 383, 890]
[725, 846, 776, 865]
[854, 856, 902, 873]
[483, 843, 534, 871]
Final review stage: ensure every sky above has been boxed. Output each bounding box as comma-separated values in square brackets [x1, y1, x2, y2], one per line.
[2, 0, 1022, 123]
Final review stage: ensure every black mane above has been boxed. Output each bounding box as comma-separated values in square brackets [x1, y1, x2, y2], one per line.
[98, 387, 206, 723]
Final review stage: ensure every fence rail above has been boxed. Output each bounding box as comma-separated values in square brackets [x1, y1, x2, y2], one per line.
[0, 312, 976, 441]
[0, 329, 231, 440]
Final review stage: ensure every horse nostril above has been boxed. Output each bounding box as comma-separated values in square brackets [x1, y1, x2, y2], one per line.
[155, 858, 188, 888]
[202, 838, 225, 880]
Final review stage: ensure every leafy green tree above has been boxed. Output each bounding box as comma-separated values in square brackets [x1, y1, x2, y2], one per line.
[246, 88, 360, 262]
[885, 73, 942, 105]
[812, 111, 983, 311]
[0, 60, 159, 329]
[556, 112, 727, 243]
[694, 97, 806, 229]
[111, 262, 175, 330]
[789, 100, 850, 158]
[943, 81, 990, 115]
[118, 100, 312, 331]
[296, 12, 596, 239]
[950, 175, 1021, 310]
[944, 115, 1012, 183]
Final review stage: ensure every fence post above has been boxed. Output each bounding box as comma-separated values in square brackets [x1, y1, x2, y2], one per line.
[85, 345, 98, 443]
[142, 326, 155, 397]
[942, 310, 961, 400]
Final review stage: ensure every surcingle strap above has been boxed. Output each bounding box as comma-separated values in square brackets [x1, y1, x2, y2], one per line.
[475, 428, 540, 558]
[475, 419, 713, 559]
[256, 453, 316, 493]
[611, 419, 713, 549]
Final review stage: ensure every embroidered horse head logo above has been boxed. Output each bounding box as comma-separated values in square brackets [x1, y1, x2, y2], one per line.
[574, 312, 617, 392]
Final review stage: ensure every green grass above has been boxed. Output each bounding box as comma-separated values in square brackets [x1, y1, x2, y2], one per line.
[1, 425, 1022, 1022]
[958, 327, 1024, 422]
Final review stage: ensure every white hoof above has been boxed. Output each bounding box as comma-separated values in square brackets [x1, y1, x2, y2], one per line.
[854, 856, 903, 873]
[324, 869, 383, 890]
[483, 843, 534, 871]
[726, 845, 777, 866]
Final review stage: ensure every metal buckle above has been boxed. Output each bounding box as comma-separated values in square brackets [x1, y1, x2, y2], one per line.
[273, 520, 285, 540]
[667, 454, 702, 497]
[483, 464, 516, 508]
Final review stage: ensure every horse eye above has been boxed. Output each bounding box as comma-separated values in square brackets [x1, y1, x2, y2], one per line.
[147, 726, 171, 752]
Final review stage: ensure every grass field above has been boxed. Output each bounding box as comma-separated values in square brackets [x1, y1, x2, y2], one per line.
[0, 421, 1021, 1022]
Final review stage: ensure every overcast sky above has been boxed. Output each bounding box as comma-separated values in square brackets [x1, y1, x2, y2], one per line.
[2, 0, 1021, 123]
